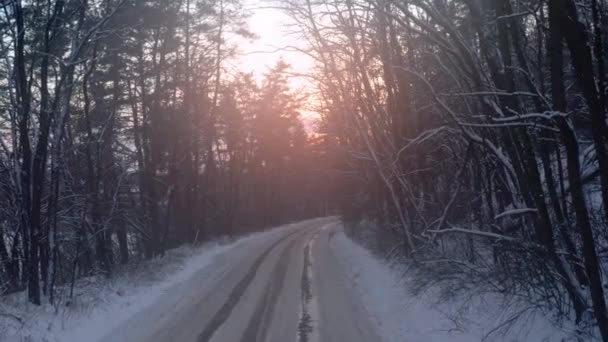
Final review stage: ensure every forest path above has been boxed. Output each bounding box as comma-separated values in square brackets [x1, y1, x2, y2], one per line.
[99, 217, 380, 342]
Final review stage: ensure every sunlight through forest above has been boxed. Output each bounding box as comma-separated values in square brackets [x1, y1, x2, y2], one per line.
[2, 0, 608, 340]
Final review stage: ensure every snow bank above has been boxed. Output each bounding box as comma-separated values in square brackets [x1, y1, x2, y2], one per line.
[331, 230, 581, 342]
[0, 227, 287, 342]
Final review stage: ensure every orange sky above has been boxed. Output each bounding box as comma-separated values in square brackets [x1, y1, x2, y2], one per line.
[236, 5, 312, 83]
[232, 3, 319, 129]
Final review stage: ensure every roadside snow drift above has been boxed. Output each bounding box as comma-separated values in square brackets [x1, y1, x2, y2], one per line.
[0, 227, 290, 342]
[331, 229, 579, 342]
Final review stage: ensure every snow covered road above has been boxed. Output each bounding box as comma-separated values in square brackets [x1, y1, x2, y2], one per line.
[99, 217, 380, 342]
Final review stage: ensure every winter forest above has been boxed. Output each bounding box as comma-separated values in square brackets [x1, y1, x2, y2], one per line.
[3, 0, 608, 340]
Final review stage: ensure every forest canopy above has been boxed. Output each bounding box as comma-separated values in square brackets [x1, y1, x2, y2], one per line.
[0, 0, 329, 306]
[3, 0, 608, 339]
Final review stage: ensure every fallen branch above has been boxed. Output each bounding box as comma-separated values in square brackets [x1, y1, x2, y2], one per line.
[427, 227, 519, 243]
[494, 208, 538, 220]
[0, 310, 24, 325]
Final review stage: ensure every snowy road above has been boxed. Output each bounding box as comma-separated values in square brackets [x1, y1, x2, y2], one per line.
[99, 217, 380, 342]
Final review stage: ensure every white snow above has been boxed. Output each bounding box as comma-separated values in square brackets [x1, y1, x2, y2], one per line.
[331, 229, 581, 342]
[1, 221, 587, 342]
[0, 226, 290, 342]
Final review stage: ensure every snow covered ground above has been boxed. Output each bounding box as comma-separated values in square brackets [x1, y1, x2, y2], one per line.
[0, 226, 289, 342]
[331, 230, 582, 342]
[1, 219, 585, 342]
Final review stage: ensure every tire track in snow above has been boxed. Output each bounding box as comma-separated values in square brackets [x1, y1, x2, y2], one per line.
[239, 232, 303, 342]
[197, 228, 305, 342]
[297, 230, 321, 342]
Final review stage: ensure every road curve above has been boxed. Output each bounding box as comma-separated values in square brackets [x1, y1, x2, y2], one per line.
[99, 217, 380, 342]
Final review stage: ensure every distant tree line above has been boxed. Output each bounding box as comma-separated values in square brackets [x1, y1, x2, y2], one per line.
[0, 0, 327, 306]
[279, 0, 608, 339]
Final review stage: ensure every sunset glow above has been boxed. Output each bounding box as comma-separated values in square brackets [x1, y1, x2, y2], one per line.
[237, 4, 313, 84]
[5, 0, 607, 340]
[236, 3, 318, 128]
